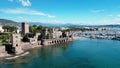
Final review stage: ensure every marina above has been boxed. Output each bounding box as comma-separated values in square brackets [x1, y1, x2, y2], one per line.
[73, 30, 120, 40]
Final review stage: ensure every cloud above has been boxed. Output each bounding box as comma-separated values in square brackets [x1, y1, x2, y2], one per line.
[18, 16, 32, 22]
[18, 16, 24, 19]
[91, 9, 104, 13]
[0, 8, 56, 18]
[117, 14, 120, 17]
[100, 18, 120, 24]
[8, 0, 31, 6]
[98, 14, 120, 24]
[38, 20, 67, 24]
[47, 15, 56, 18]
[32, 19, 84, 24]
[8, 0, 14, 2]
[108, 14, 113, 17]
[19, 0, 31, 7]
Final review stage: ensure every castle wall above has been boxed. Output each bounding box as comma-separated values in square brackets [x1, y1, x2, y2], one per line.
[12, 34, 23, 54]
[21, 41, 42, 50]
[0, 46, 6, 53]
[42, 38, 73, 46]
[21, 37, 73, 50]
[0, 46, 11, 57]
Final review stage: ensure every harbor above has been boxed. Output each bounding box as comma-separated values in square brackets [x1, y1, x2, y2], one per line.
[73, 30, 120, 40]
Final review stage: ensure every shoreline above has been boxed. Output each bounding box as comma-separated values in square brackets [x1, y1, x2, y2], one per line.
[2, 36, 117, 59]
[0, 37, 75, 58]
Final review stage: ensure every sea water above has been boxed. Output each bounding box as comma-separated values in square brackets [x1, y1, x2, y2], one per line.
[0, 38, 120, 68]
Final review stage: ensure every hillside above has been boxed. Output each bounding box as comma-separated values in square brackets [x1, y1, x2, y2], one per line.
[0, 19, 19, 26]
[30, 22, 120, 28]
[0, 19, 120, 28]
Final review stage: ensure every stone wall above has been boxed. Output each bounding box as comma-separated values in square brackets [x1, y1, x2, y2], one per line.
[42, 37, 73, 46]
[0, 46, 11, 57]
[12, 34, 23, 54]
[21, 37, 73, 50]
[21, 41, 41, 50]
[0, 46, 6, 53]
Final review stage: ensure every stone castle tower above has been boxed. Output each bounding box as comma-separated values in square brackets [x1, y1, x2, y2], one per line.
[22, 22, 29, 35]
[12, 34, 23, 54]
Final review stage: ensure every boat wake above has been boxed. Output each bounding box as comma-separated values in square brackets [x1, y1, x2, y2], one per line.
[5, 52, 29, 60]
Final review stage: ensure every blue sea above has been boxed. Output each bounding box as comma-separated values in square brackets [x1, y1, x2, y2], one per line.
[0, 38, 120, 68]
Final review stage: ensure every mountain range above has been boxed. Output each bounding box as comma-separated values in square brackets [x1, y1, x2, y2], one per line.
[0, 19, 19, 26]
[0, 19, 120, 28]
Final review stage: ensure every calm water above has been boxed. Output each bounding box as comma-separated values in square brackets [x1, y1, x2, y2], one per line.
[0, 38, 120, 68]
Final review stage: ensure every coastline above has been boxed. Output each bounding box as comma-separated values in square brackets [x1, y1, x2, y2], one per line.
[0, 36, 118, 58]
[0, 37, 76, 58]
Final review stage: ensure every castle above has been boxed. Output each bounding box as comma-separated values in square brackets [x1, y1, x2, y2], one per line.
[5, 22, 73, 55]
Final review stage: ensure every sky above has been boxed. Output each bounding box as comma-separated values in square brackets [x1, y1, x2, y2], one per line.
[0, 0, 120, 25]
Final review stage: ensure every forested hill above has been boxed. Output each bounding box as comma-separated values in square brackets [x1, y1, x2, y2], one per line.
[0, 19, 19, 26]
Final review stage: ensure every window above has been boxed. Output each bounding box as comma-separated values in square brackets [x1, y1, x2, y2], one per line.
[16, 36, 18, 38]
[16, 44, 18, 47]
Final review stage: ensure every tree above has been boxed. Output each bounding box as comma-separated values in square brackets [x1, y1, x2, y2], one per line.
[29, 25, 43, 34]
[22, 34, 29, 42]
[36, 25, 43, 33]
[3, 25, 10, 32]
[3, 25, 17, 32]
[9, 26, 16, 32]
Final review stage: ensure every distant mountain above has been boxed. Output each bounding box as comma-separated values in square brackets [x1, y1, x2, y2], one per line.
[29, 22, 85, 28]
[0, 19, 19, 26]
[0, 19, 120, 28]
[30, 22, 120, 28]
[98, 24, 120, 28]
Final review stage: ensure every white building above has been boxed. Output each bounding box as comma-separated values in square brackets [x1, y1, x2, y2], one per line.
[0, 26, 4, 33]
[52, 28, 62, 39]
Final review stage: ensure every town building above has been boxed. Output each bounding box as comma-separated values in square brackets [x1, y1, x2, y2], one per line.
[52, 28, 62, 39]
[0, 26, 4, 33]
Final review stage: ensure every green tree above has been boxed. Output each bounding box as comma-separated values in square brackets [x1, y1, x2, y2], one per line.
[29, 25, 43, 34]
[22, 34, 29, 42]
[36, 25, 43, 33]
[3, 25, 17, 32]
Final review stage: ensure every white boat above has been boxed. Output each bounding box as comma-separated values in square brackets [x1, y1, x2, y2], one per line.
[5, 52, 29, 60]
[20, 52, 29, 56]
[5, 56, 19, 60]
